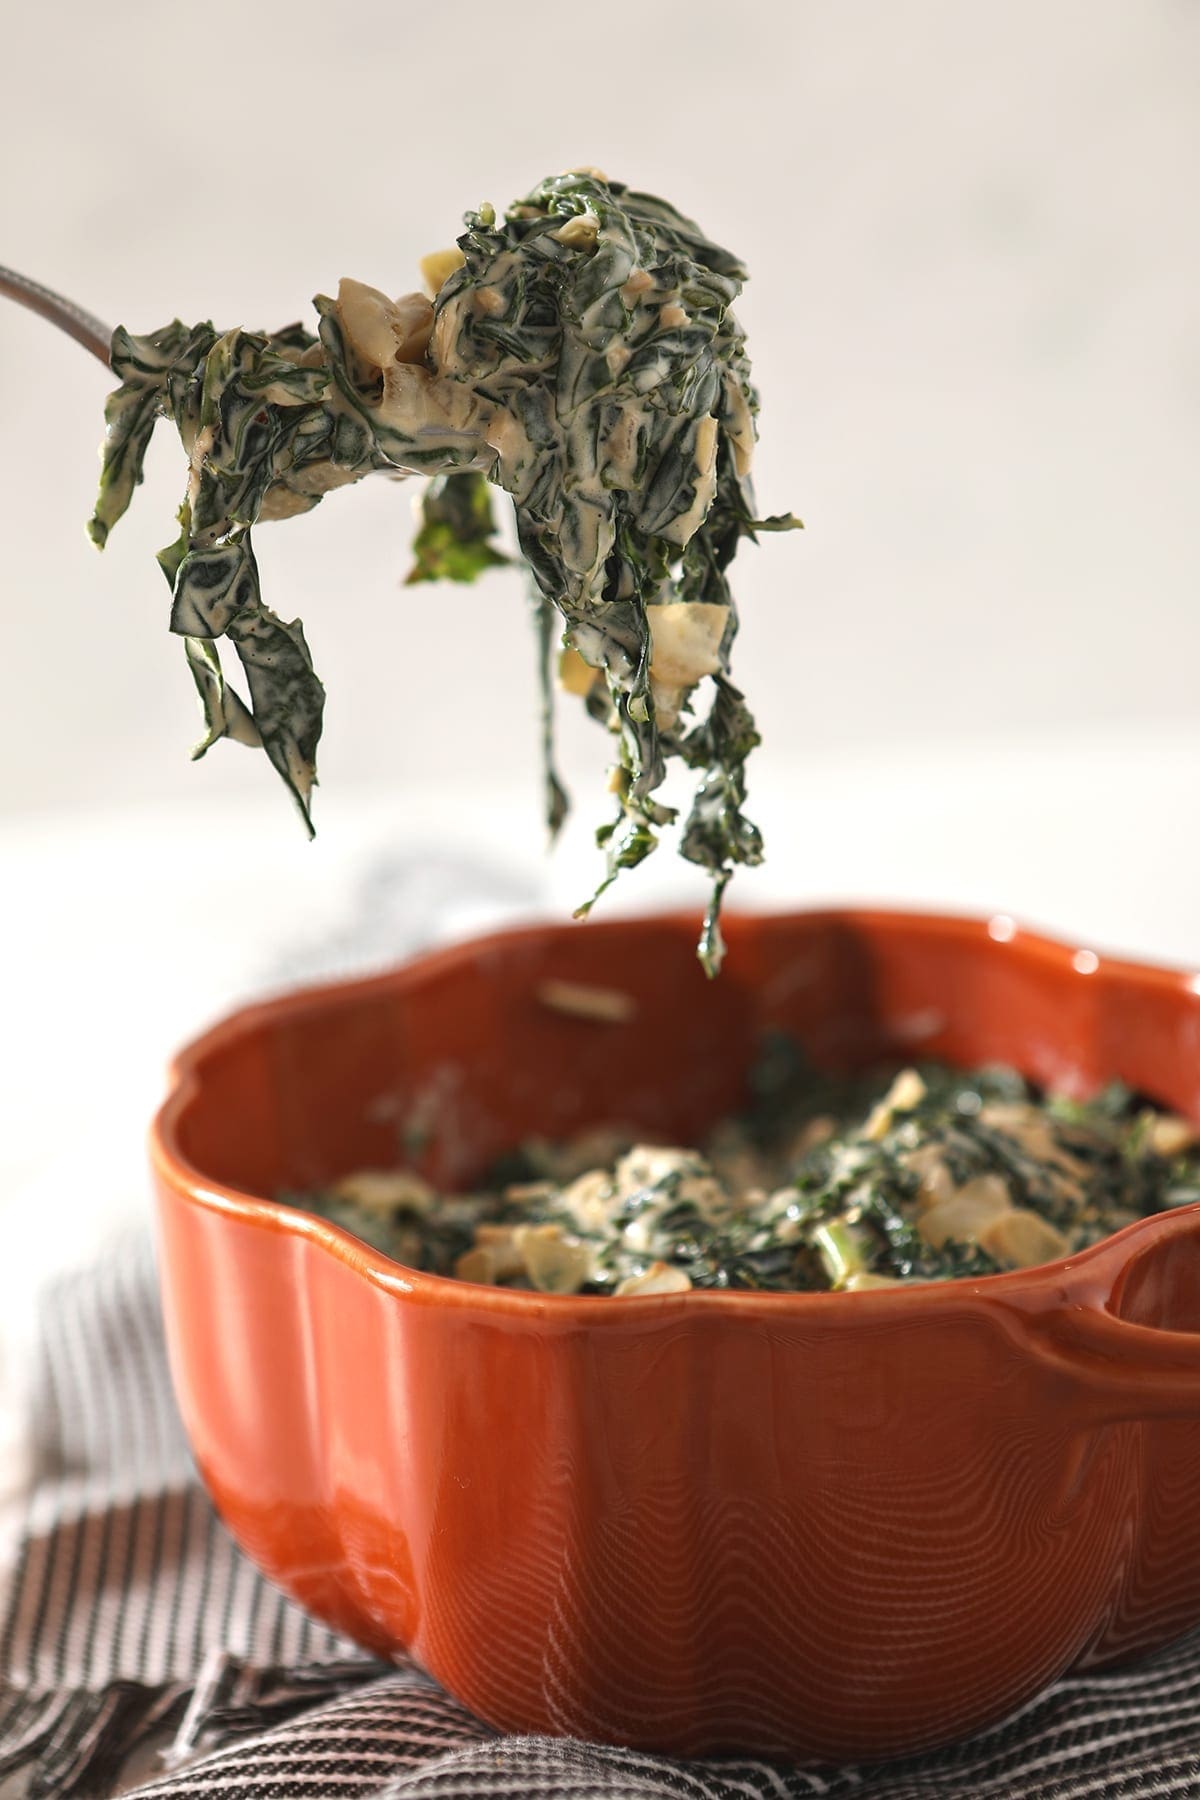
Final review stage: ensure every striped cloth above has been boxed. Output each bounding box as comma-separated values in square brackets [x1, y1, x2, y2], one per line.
[4, 1243, 1200, 1797]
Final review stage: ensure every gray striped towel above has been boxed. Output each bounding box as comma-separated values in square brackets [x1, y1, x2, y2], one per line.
[4, 1241, 1200, 1798]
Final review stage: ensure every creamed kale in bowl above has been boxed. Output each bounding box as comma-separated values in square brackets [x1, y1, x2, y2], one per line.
[294, 1048, 1200, 1296]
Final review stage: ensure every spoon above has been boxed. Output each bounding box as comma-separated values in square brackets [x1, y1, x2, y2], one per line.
[0, 264, 112, 366]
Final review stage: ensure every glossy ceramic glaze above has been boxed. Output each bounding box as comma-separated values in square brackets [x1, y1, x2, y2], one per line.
[150, 909, 1200, 1760]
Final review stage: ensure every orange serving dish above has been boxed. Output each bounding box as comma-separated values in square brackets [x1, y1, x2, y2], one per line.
[150, 909, 1200, 1761]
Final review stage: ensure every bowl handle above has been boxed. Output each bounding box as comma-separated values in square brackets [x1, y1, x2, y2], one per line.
[1026, 1209, 1200, 1423]
[1043, 1305, 1200, 1422]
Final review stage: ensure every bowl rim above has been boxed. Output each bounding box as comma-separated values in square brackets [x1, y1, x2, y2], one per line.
[149, 903, 1200, 1321]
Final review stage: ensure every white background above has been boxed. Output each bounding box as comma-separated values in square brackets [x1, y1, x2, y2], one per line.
[1, 0, 1197, 825]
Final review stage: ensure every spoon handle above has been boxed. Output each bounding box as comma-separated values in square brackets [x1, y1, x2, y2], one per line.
[0, 264, 113, 366]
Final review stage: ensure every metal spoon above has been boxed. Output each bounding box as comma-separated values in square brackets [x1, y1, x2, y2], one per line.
[0, 264, 112, 366]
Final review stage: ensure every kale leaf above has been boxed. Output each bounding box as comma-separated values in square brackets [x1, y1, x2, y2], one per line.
[91, 172, 799, 966]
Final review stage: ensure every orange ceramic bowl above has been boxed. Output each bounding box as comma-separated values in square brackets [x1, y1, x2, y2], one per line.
[150, 908, 1200, 1762]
